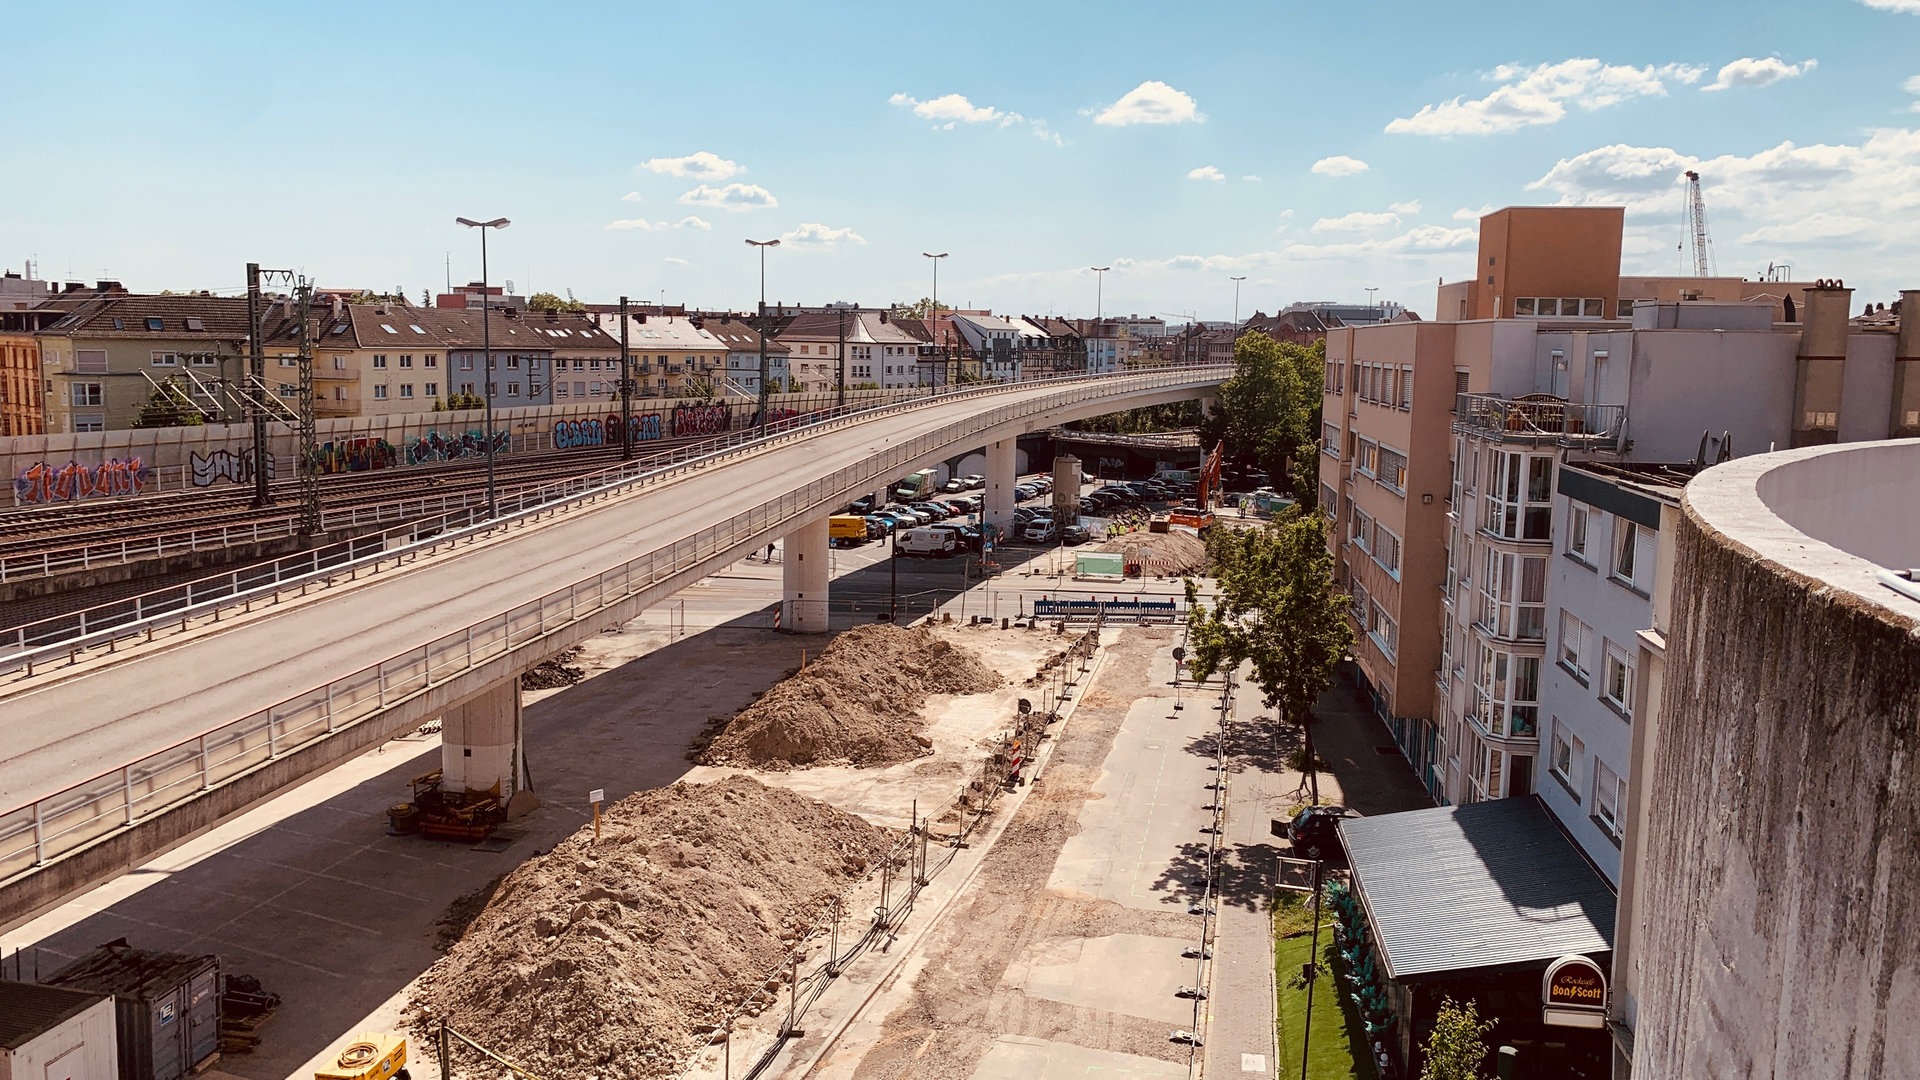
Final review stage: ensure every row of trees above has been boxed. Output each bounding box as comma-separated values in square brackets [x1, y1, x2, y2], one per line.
[1198, 332, 1326, 511]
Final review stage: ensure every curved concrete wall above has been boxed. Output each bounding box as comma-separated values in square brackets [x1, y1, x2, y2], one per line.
[1633, 443, 1920, 1078]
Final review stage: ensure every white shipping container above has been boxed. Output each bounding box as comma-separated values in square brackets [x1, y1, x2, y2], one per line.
[0, 983, 118, 1080]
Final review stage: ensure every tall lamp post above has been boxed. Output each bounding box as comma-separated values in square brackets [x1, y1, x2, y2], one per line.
[455, 215, 509, 518]
[1090, 266, 1111, 371]
[746, 238, 781, 431]
[923, 252, 948, 390]
[1365, 286, 1379, 322]
[1230, 275, 1247, 366]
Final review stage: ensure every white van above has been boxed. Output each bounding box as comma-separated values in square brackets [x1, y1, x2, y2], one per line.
[897, 526, 959, 558]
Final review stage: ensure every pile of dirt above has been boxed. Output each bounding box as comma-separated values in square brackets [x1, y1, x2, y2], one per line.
[520, 647, 586, 690]
[410, 775, 892, 1078]
[700, 624, 1001, 770]
[1096, 530, 1210, 576]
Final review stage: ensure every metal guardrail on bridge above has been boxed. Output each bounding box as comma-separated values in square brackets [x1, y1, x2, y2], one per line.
[0, 365, 1229, 887]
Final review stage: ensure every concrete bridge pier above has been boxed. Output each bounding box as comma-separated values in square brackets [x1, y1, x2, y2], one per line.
[440, 679, 527, 803]
[782, 516, 830, 632]
[984, 438, 1018, 537]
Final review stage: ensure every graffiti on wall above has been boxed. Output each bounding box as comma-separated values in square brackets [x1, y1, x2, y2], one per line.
[190, 449, 278, 488]
[14, 457, 152, 503]
[672, 402, 732, 438]
[403, 428, 507, 466]
[312, 437, 400, 475]
[552, 419, 605, 450]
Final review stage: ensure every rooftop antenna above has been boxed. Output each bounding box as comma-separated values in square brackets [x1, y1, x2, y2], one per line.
[1683, 170, 1715, 277]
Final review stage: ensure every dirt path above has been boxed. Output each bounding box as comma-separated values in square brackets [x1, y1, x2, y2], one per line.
[822, 626, 1193, 1080]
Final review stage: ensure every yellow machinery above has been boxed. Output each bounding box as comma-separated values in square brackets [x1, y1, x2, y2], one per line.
[316, 1033, 407, 1080]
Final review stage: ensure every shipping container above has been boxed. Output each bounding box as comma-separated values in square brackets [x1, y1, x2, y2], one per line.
[44, 945, 220, 1080]
[0, 982, 119, 1080]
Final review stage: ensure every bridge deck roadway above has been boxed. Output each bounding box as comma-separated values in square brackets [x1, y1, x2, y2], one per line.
[2, 373, 1218, 815]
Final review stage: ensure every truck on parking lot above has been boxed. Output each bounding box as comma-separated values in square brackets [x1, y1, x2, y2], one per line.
[830, 515, 872, 547]
[893, 469, 937, 501]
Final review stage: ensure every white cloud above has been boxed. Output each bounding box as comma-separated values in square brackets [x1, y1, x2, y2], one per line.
[1703, 57, 1817, 92]
[1906, 75, 1920, 95]
[1524, 130, 1920, 275]
[603, 216, 714, 232]
[1453, 204, 1497, 221]
[1241, 174, 1262, 182]
[888, 91, 1065, 145]
[1282, 225, 1479, 260]
[1385, 58, 1705, 136]
[1861, 0, 1920, 11]
[638, 151, 744, 179]
[1313, 210, 1403, 233]
[663, 257, 690, 266]
[1278, 208, 1295, 218]
[1092, 80, 1203, 126]
[678, 216, 712, 230]
[1389, 199, 1423, 214]
[1311, 155, 1369, 177]
[779, 223, 868, 247]
[678, 183, 778, 211]
[889, 91, 1003, 124]
[1188, 165, 1226, 182]
[620, 191, 644, 203]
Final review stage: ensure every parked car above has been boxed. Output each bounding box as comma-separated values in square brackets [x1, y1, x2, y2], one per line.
[911, 502, 951, 520]
[1286, 805, 1361, 862]
[1023, 518, 1060, 543]
[1013, 506, 1042, 525]
[1014, 484, 1039, 501]
[848, 495, 876, 514]
[964, 474, 985, 489]
[896, 526, 959, 558]
[887, 505, 931, 526]
[867, 512, 905, 534]
[1061, 523, 1091, 545]
[943, 477, 968, 493]
[929, 523, 983, 553]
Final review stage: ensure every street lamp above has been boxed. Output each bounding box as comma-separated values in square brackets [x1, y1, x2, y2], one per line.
[1365, 286, 1379, 322]
[746, 238, 781, 431]
[1090, 266, 1111, 372]
[455, 215, 509, 519]
[1230, 275, 1247, 366]
[924, 252, 948, 390]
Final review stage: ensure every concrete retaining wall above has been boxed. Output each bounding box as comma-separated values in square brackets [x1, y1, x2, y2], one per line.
[1631, 505, 1920, 1078]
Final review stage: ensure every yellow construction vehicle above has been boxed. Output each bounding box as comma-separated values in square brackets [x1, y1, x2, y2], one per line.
[315, 1033, 408, 1080]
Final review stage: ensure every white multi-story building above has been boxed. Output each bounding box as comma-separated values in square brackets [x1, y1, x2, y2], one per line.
[951, 313, 1049, 381]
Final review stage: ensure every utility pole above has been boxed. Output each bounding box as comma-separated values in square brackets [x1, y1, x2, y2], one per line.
[746, 238, 780, 430]
[923, 252, 948, 389]
[246, 263, 271, 508]
[295, 277, 319, 538]
[618, 295, 633, 460]
[1090, 266, 1111, 373]
[836, 306, 847, 407]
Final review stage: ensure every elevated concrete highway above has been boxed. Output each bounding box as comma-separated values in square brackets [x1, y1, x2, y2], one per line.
[0, 366, 1227, 926]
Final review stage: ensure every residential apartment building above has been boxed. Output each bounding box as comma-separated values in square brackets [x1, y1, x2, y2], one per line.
[1326, 206, 1908, 820]
[591, 313, 724, 398]
[0, 273, 57, 434]
[703, 314, 789, 396]
[530, 312, 621, 406]
[840, 312, 926, 389]
[951, 313, 1046, 381]
[336, 303, 456, 416]
[37, 293, 252, 431]
[771, 310, 922, 392]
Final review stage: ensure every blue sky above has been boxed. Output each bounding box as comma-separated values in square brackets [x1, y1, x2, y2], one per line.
[5, 0, 1917, 320]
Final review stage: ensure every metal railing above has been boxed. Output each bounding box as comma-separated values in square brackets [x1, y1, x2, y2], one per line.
[1452, 393, 1626, 449]
[0, 366, 1228, 886]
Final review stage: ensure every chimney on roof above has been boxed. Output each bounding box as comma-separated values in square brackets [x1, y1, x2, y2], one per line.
[1898, 290, 1920, 360]
[63, 282, 84, 292]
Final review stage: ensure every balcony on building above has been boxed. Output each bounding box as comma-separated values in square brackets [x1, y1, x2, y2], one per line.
[1454, 392, 1626, 450]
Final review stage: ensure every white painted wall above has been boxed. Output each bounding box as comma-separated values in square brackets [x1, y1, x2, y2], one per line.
[0, 995, 117, 1080]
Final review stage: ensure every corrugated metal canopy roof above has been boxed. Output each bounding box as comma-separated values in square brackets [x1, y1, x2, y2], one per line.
[1339, 796, 1614, 982]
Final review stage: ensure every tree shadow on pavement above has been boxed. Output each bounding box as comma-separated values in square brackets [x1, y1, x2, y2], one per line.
[1148, 838, 1283, 914]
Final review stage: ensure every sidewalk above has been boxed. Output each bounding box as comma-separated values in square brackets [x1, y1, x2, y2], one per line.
[1202, 668, 1434, 1078]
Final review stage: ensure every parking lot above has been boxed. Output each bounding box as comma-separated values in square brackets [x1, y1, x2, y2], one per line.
[838, 471, 1201, 559]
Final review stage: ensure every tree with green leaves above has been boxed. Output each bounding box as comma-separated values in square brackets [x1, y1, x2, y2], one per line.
[1199, 331, 1326, 510]
[130, 377, 207, 427]
[892, 297, 951, 320]
[1185, 509, 1352, 802]
[528, 291, 587, 313]
[1420, 997, 1495, 1080]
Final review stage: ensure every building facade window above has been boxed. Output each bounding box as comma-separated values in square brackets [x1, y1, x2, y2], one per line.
[373, 354, 387, 368]
[150, 351, 178, 367]
[1613, 520, 1654, 593]
[1602, 641, 1634, 716]
[1483, 451, 1554, 541]
[1568, 504, 1592, 565]
[1549, 719, 1580, 794]
[1373, 526, 1402, 577]
[71, 382, 105, 407]
[1476, 646, 1540, 739]
[1369, 601, 1398, 660]
[399, 355, 413, 368]
[1477, 550, 1547, 640]
[1378, 447, 1408, 493]
[373, 384, 388, 399]
[1593, 759, 1625, 839]
[1355, 438, 1379, 478]
[399, 384, 414, 398]
[1322, 422, 1340, 457]
[424, 382, 438, 397]
[1558, 611, 1593, 683]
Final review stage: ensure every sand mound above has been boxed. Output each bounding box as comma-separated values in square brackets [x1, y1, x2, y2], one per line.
[410, 775, 892, 1079]
[1097, 530, 1210, 576]
[701, 624, 1001, 770]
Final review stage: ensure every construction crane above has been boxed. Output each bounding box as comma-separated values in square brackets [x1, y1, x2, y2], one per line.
[1683, 170, 1715, 277]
